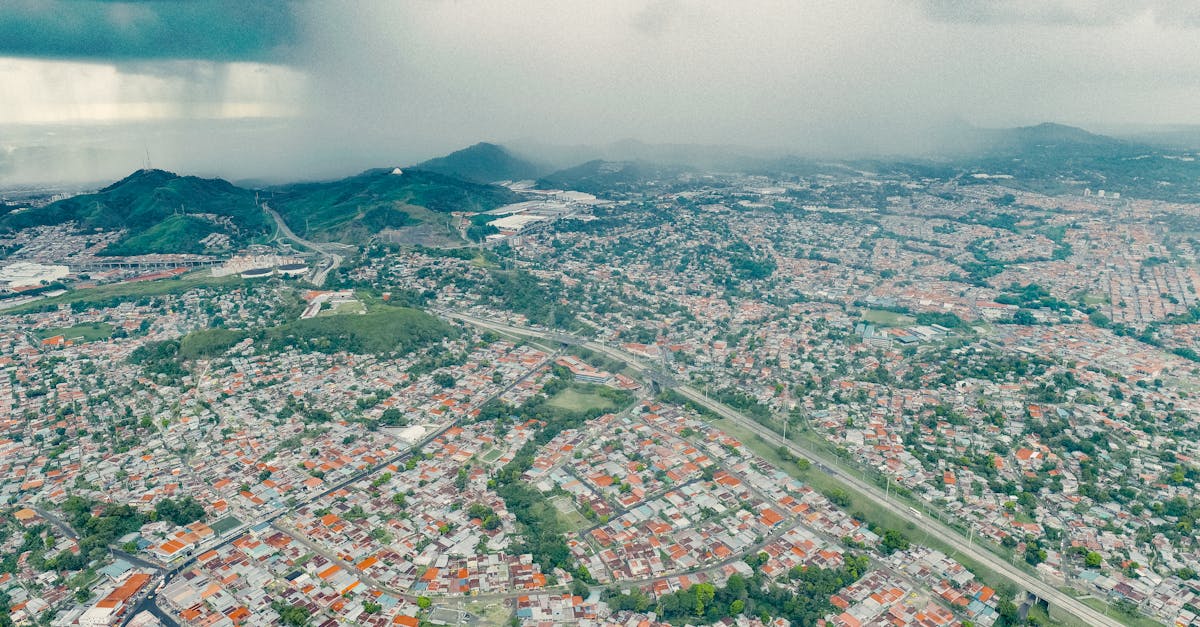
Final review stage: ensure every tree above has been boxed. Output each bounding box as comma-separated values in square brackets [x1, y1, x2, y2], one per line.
[881, 529, 911, 554]
[416, 596, 432, 610]
[1085, 551, 1103, 568]
[271, 600, 310, 626]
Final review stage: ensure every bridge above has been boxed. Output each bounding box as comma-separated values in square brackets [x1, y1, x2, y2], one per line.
[75, 258, 220, 271]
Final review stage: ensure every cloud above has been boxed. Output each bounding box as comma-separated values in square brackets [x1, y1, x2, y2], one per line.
[6, 0, 1200, 186]
[0, 0, 298, 61]
[914, 0, 1200, 27]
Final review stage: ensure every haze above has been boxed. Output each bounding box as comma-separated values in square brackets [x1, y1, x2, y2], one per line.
[4, 0, 1200, 185]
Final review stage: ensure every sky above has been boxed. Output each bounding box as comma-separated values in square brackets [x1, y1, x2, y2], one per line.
[3, 0, 1200, 185]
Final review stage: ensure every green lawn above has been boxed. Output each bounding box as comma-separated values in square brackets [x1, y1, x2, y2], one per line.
[318, 300, 366, 316]
[1078, 597, 1164, 627]
[862, 309, 916, 326]
[469, 252, 499, 268]
[8, 271, 243, 314]
[37, 323, 114, 342]
[549, 494, 591, 532]
[209, 516, 243, 535]
[546, 385, 617, 413]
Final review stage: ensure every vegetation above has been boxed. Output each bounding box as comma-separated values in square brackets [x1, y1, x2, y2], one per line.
[489, 369, 634, 579]
[36, 323, 114, 342]
[416, 142, 542, 184]
[546, 384, 619, 413]
[154, 496, 207, 527]
[271, 600, 310, 626]
[178, 327, 247, 360]
[0, 169, 268, 254]
[271, 168, 517, 242]
[607, 556, 869, 625]
[7, 271, 243, 315]
[264, 306, 453, 354]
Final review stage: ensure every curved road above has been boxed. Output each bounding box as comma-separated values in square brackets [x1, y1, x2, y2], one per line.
[263, 204, 348, 286]
[441, 311, 1125, 627]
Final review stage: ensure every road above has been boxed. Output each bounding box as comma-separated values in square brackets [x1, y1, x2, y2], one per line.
[263, 204, 349, 286]
[118, 345, 557, 624]
[440, 311, 1125, 627]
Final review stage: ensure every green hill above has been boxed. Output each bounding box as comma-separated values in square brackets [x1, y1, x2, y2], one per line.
[269, 167, 519, 242]
[0, 169, 268, 255]
[415, 142, 544, 184]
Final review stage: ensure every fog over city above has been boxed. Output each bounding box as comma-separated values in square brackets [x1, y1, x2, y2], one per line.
[4, 0, 1200, 184]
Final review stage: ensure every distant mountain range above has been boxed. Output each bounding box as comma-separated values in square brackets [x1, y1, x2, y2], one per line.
[6, 122, 1200, 255]
[0, 165, 521, 254]
[414, 142, 545, 184]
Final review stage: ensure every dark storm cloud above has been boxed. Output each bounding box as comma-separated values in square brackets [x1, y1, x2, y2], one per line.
[916, 0, 1200, 27]
[0, 0, 298, 61]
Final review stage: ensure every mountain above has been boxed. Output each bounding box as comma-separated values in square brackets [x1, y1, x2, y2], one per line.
[268, 167, 520, 243]
[942, 123, 1200, 199]
[978, 122, 1139, 157]
[0, 169, 268, 255]
[415, 142, 544, 184]
[537, 160, 693, 196]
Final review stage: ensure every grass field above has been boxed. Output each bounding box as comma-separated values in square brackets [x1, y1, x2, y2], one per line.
[469, 252, 498, 268]
[209, 516, 243, 535]
[318, 300, 366, 316]
[549, 494, 591, 532]
[1079, 597, 1162, 627]
[8, 271, 243, 314]
[862, 309, 916, 326]
[36, 323, 114, 342]
[464, 601, 513, 626]
[479, 447, 504, 464]
[546, 385, 617, 413]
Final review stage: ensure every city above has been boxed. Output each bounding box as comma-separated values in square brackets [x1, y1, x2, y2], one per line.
[3, 2, 1200, 626]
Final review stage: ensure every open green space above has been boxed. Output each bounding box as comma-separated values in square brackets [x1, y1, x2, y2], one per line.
[9, 271, 243, 314]
[36, 323, 114, 342]
[1076, 597, 1163, 627]
[209, 516, 243, 535]
[549, 494, 591, 532]
[479, 447, 504, 464]
[464, 601, 513, 626]
[862, 309, 916, 326]
[318, 300, 366, 316]
[155, 305, 453, 360]
[546, 384, 618, 413]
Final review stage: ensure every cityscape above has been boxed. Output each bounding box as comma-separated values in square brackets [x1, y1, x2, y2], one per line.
[3, 2, 1200, 627]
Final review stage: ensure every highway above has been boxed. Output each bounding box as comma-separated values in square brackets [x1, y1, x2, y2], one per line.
[440, 310, 1125, 627]
[263, 204, 349, 286]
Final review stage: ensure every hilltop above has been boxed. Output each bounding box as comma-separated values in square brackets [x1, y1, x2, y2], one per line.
[267, 167, 519, 243]
[0, 169, 269, 255]
[415, 142, 544, 184]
